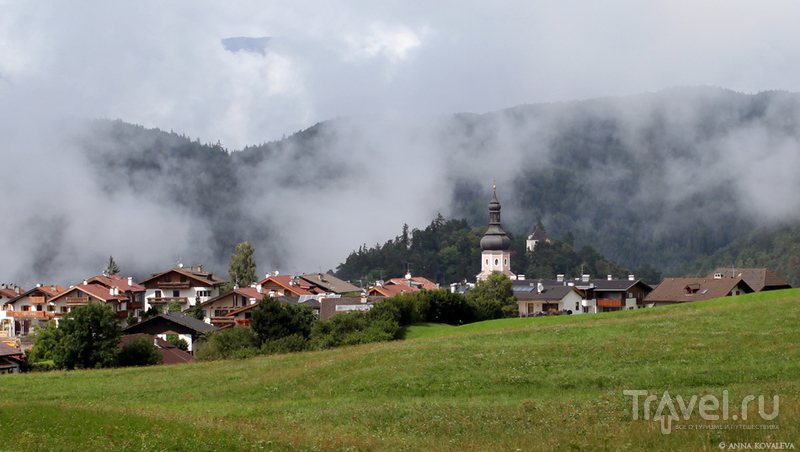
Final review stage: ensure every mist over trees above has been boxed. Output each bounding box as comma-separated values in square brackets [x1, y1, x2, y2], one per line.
[8, 87, 800, 285]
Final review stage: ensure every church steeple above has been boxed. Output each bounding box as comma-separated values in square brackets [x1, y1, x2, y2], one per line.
[477, 185, 515, 281]
[480, 185, 511, 251]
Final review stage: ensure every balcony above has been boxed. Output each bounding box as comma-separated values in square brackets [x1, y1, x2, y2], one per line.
[67, 297, 89, 305]
[597, 299, 623, 308]
[29, 296, 46, 304]
[7, 311, 55, 319]
[157, 281, 191, 289]
[148, 297, 189, 305]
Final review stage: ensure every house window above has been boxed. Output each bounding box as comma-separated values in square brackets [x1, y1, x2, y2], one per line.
[172, 290, 180, 298]
[181, 276, 187, 283]
[22, 305, 30, 311]
[61, 307, 68, 313]
[494, 258, 499, 266]
[164, 276, 171, 283]
[202, 310, 207, 318]
[504, 258, 508, 266]
[47, 305, 55, 312]
[155, 290, 162, 298]
[575, 302, 579, 310]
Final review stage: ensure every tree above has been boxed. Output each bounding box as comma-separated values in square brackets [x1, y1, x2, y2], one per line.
[104, 255, 121, 276]
[467, 272, 517, 319]
[27, 321, 63, 363]
[166, 333, 189, 351]
[250, 296, 315, 344]
[53, 302, 122, 370]
[227, 242, 257, 290]
[116, 338, 162, 367]
[189, 300, 205, 320]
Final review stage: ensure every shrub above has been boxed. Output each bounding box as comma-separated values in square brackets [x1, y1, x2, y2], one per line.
[116, 338, 162, 367]
[261, 334, 310, 355]
[195, 327, 259, 361]
[166, 333, 189, 351]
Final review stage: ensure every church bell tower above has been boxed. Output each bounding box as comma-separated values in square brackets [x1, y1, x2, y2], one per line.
[477, 185, 515, 281]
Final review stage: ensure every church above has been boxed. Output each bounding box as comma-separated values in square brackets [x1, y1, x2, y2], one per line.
[477, 186, 517, 281]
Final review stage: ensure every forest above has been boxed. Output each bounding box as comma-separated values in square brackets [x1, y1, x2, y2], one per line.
[40, 87, 800, 287]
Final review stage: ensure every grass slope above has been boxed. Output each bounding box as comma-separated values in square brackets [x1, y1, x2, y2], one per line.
[2, 290, 799, 451]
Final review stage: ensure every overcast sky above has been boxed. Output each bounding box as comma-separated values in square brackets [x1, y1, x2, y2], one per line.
[2, 1, 800, 284]
[3, 1, 800, 149]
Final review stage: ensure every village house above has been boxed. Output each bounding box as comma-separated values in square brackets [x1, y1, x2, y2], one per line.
[368, 273, 438, 297]
[298, 273, 361, 294]
[123, 311, 218, 353]
[86, 274, 146, 316]
[643, 277, 754, 306]
[138, 265, 227, 312]
[199, 286, 263, 328]
[513, 282, 585, 316]
[526, 225, 551, 252]
[705, 268, 791, 292]
[0, 284, 23, 345]
[225, 296, 322, 326]
[513, 275, 652, 314]
[46, 282, 134, 327]
[4, 284, 66, 337]
[255, 274, 320, 297]
[0, 341, 25, 374]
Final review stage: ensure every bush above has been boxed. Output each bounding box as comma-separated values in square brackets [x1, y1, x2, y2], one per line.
[261, 334, 310, 355]
[166, 333, 189, 351]
[195, 327, 259, 361]
[116, 338, 162, 367]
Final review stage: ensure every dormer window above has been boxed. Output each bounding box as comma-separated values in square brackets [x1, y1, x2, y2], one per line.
[685, 284, 700, 294]
[714, 273, 723, 279]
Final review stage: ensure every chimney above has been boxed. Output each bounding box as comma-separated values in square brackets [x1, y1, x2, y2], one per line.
[582, 274, 590, 283]
[128, 276, 133, 286]
[518, 274, 525, 281]
[197, 265, 202, 272]
[628, 274, 635, 281]
[557, 274, 564, 283]
[607, 275, 613, 281]
[83, 279, 88, 285]
[256, 284, 262, 294]
[269, 290, 276, 297]
[15, 286, 21, 294]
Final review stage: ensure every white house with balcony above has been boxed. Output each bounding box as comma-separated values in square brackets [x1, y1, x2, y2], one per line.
[138, 265, 227, 313]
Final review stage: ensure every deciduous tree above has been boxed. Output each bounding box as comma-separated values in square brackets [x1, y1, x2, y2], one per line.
[53, 302, 122, 370]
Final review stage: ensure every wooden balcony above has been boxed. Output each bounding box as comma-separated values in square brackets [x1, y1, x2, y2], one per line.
[148, 297, 189, 305]
[7, 311, 55, 319]
[67, 297, 89, 305]
[29, 296, 46, 304]
[157, 281, 191, 289]
[597, 299, 623, 308]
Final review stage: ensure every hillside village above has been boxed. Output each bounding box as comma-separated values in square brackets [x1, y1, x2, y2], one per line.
[0, 188, 792, 374]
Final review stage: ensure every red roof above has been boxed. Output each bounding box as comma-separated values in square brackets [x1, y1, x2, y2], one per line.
[386, 277, 438, 291]
[49, 284, 128, 303]
[88, 274, 145, 292]
[369, 283, 417, 297]
[256, 276, 317, 296]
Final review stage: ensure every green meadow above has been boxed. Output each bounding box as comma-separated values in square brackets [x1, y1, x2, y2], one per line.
[1, 290, 799, 451]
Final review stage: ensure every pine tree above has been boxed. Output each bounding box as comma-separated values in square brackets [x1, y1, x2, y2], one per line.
[104, 255, 120, 276]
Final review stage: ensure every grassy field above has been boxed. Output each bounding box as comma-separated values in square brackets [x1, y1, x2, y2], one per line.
[1, 290, 799, 451]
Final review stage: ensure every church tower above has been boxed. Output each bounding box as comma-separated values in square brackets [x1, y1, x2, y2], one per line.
[477, 186, 515, 281]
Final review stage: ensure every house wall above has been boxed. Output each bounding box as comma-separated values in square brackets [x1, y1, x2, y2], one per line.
[201, 293, 255, 323]
[143, 286, 220, 311]
[517, 291, 583, 316]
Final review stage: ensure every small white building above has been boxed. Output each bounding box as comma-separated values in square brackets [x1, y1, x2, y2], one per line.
[138, 265, 227, 312]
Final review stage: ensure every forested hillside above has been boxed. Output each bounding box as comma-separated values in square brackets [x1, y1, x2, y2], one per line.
[30, 86, 800, 285]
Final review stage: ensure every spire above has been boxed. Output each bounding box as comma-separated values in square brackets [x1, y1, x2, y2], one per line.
[480, 185, 511, 251]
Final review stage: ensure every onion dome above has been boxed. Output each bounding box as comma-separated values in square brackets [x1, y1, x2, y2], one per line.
[480, 187, 511, 251]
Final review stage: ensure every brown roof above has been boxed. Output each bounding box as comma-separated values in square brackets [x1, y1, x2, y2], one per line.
[255, 276, 317, 296]
[48, 283, 128, 304]
[706, 268, 791, 292]
[199, 286, 263, 308]
[139, 267, 227, 287]
[299, 273, 361, 294]
[644, 278, 754, 304]
[386, 277, 438, 291]
[0, 341, 24, 358]
[319, 297, 378, 320]
[369, 283, 417, 297]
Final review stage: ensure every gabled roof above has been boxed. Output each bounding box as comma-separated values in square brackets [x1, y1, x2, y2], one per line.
[369, 283, 417, 297]
[644, 278, 754, 304]
[139, 267, 227, 287]
[256, 275, 318, 296]
[48, 283, 128, 304]
[513, 285, 585, 301]
[706, 268, 791, 292]
[299, 273, 361, 294]
[0, 287, 22, 300]
[386, 276, 438, 291]
[199, 287, 264, 308]
[0, 341, 23, 358]
[123, 311, 218, 334]
[527, 228, 549, 241]
[120, 334, 195, 365]
[88, 274, 145, 293]
[5, 285, 66, 305]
